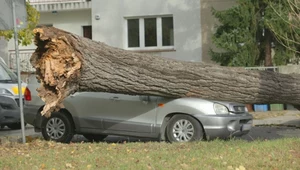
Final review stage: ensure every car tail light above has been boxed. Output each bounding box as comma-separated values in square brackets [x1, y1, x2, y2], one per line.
[24, 88, 31, 101]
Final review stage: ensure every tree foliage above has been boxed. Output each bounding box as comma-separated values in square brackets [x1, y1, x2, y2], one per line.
[0, 2, 39, 46]
[210, 0, 299, 66]
[210, 0, 259, 66]
[265, 0, 300, 63]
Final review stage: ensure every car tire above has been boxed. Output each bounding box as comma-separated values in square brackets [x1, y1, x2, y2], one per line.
[7, 122, 26, 130]
[41, 112, 74, 143]
[166, 115, 204, 142]
[83, 134, 107, 142]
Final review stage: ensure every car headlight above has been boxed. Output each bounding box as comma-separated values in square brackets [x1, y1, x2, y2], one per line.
[214, 103, 229, 115]
[0, 88, 13, 96]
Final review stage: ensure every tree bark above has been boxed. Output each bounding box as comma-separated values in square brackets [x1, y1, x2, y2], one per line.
[264, 29, 273, 66]
[31, 27, 300, 117]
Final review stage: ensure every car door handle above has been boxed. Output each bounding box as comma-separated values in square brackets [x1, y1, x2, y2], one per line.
[110, 96, 120, 101]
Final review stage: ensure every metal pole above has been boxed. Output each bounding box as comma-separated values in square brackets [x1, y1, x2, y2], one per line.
[12, 0, 26, 144]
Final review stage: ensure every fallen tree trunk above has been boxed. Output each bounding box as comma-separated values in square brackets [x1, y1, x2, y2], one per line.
[31, 27, 300, 117]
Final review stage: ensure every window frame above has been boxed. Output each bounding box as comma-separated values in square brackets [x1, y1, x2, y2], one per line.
[124, 15, 175, 52]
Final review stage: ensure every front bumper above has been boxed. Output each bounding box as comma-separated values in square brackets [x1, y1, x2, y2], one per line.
[195, 114, 253, 140]
[0, 95, 21, 125]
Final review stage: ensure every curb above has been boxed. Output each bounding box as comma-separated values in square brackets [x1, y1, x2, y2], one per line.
[253, 115, 300, 127]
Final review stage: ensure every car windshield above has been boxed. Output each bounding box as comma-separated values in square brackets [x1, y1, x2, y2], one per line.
[0, 61, 18, 83]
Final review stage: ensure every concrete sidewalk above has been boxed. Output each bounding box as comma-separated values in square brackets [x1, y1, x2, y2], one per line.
[251, 110, 300, 127]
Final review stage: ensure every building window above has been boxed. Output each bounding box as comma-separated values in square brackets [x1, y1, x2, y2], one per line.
[126, 16, 174, 49]
[127, 19, 140, 47]
[144, 18, 157, 47]
[162, 17, 174, 46]
[83, 25, 92, 39]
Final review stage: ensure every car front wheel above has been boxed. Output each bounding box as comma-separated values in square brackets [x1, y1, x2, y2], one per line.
[41, 112, 74, 143]
[166, 115, 204, 142]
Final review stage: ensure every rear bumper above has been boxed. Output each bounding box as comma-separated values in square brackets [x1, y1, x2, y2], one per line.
[24, 104, 45, 132]
[195, 114, 253, 140]
[24, 104, 40, 126]
[0, 95, 21, 125]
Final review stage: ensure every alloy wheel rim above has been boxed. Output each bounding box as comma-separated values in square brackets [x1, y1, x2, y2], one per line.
[172, 119, 194, 142]
[46, 117, 66, 139]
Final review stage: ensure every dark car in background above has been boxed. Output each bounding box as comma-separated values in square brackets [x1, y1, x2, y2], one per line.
[0, 57, 26, 129]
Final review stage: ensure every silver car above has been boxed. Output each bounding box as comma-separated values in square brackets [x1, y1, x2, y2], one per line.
[24, 75, 253, 143]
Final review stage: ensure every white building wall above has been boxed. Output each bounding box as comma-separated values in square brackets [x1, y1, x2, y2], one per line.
[39, 10, 92, 37]
[92, 0, 202, 62]
[5, 9, 91, 72]
[6, 0, 201, 63]
[7, 9, 91, 51]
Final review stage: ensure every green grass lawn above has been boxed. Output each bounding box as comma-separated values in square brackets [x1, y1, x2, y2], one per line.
[0, 138, 299, 170]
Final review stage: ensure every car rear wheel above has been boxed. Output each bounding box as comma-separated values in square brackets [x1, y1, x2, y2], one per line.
[83, 134, 107, 142]
[166, 115, 204, 142]
[41, 112, 74, 143]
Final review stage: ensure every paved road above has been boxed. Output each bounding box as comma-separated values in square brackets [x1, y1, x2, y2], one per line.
[1, 125, 300, 143]
[240, 126, 300, 141]
[0, 125, 37, 137]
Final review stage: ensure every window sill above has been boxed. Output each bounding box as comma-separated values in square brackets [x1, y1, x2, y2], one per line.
[126, 47, 176, 53]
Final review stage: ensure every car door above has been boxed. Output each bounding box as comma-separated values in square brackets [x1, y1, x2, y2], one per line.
[64, 92, 114, 130]
[64, 92, 157, 133]
[101, 94, 157, 133]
